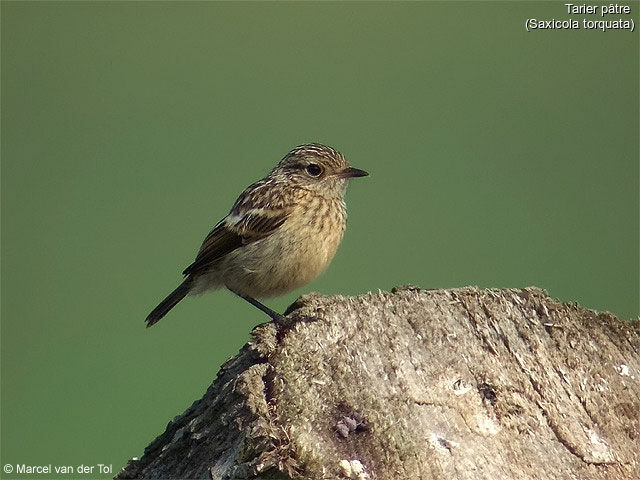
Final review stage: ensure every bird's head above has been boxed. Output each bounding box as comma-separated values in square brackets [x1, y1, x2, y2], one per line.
[274, 143, 368, 198]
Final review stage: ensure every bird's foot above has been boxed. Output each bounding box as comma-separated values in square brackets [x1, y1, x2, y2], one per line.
[270, 311, 290, 326]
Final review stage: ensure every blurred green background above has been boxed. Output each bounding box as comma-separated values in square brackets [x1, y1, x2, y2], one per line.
[1, 1, 638, 478]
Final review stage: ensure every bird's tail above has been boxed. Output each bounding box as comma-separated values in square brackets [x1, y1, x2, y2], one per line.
[145, 279, 192, 327]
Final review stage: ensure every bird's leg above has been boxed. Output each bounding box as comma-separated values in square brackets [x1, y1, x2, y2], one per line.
[228, 288, 287, 324]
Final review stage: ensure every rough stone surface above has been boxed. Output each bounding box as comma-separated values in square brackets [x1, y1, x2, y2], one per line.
[116, 287, 640, 480]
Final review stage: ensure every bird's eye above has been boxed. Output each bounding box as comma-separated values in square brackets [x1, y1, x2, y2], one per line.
[305, 163, 323, 177]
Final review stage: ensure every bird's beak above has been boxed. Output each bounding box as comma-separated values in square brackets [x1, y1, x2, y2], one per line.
[339, 167, 369, 179]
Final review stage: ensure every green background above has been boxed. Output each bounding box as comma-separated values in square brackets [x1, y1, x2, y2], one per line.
[1, 2, 638, 478]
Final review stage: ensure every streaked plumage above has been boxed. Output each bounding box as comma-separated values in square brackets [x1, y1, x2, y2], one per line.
[146, 143, 367, 327]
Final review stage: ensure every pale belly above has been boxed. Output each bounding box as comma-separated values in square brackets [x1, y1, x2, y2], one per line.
[193, 204, 347, 298]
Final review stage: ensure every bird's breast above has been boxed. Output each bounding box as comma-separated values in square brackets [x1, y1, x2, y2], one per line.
[280, 197, 346, 279]
[217, 196, 347, 298]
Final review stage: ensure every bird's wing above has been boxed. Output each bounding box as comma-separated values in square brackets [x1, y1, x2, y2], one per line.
[182, 221, 242, 276]
[182, 207, 290, 277]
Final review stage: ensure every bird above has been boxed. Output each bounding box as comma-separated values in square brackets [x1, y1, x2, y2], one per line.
[145, 143, 368, 327]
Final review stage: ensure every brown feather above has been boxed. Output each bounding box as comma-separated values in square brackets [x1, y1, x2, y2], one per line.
[236, 210, 290, 239]
[182, 224, 243, 276]
[182, 208, 291, 277]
